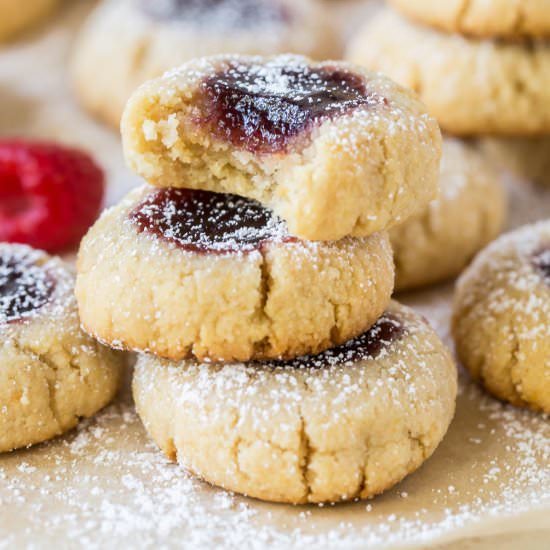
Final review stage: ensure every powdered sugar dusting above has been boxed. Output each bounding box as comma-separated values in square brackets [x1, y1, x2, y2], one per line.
[0, 360, 547, 548]
[2, 300, 544, 548]
[0, 246, 55, 324]
[455, 220, 550, 345]
[0, 244, 76, 328]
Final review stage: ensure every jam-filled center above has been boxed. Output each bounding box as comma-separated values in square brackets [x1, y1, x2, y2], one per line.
[0, 251, 55, 324]
[129, 188, 291, 254]
[533, 247, 550, 286]
[199, 60, 384, 154]
[268, 313, 405, 369]
[140, 0, 287, 27]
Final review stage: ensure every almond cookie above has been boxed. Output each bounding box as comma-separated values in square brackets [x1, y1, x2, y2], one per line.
[121, 54, 442, 241]
[481, 137, 550, 188]
[387, 0, 550, 39]
[133, 301, 457, 504]
[0, 0, 59, 41]
[347, 9, 550, 136]
[76, 186, 394, 362]
[453, 221, 550, 413]
[71, 0, 338, 128]
[391, 138, 507, 291]
[0, 244, 124, 453]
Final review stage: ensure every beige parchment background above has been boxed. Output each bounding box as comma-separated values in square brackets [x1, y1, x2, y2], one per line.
[0, 2, 548, 548]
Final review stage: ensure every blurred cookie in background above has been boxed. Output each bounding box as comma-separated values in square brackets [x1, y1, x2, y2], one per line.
[347, 8, 550, 136]
[481, 137, 550, 188]
[0, 0, 61, 41]
[70, 0, 340, 127]
[318, 0, 378, 44]
[387, 0, 550, 39]
[391, 138, 507, 291]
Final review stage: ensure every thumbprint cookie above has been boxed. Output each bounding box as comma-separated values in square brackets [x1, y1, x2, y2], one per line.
[76, 186, 394, 362]
[0, 244, 124, 452]
[133, 301, 457, 504]
[453, 221, 550, 413]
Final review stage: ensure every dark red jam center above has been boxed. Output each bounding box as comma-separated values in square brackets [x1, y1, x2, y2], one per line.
[129, 188, 292, 254]
[0, 251, 55, 324]
[533, 247, 550, 286]
[267, 313, 405, 369]
[140, 0, 287, 26]
[198, 60, 384, 154]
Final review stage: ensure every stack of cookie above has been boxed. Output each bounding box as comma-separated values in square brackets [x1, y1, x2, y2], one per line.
[347, 2, 544, 289]
[76, 54, 457, 504]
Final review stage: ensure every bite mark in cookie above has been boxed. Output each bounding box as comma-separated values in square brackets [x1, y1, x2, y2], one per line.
[533, 247, 550, 286]
[0, 249, 55, 324]
[198, 59, 385, 154]
[129, 188, 293, 254]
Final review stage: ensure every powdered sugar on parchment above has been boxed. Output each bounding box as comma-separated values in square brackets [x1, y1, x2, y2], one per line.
[0, 368, 548, 549]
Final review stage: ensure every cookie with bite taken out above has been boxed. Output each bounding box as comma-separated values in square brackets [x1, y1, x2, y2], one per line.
[121, 54, 442, 241]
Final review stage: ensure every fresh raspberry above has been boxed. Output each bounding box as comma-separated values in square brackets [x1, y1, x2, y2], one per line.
[0, 140, 105, 252]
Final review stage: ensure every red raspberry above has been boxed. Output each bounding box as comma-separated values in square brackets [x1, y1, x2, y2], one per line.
[0, 140, 105, 252]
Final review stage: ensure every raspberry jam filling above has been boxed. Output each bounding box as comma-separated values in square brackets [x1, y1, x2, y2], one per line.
[533, 247, 550, 286]
[268, 313, 405, 369]
[199, 60, 385, 154]
[0, 250, 55, 324]
[140, 0, 287, 26]
[130, 188, 293, 254]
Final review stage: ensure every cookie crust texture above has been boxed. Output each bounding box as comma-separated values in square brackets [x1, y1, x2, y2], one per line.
[388, 0, 550, 38]
[452, 221, 550, 413]
[76, 186, 395, 363]
[347, 9, 550, 136]
[0, 244, 124, 453]
[133, 301, 457, 504]
[391, 138, 507, 291]
[0, 0, 59, 41]
[70, 0, 339, 127]
[121, 54, 441, 242]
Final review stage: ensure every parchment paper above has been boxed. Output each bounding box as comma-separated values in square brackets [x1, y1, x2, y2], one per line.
[0, 2, 548, 548]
